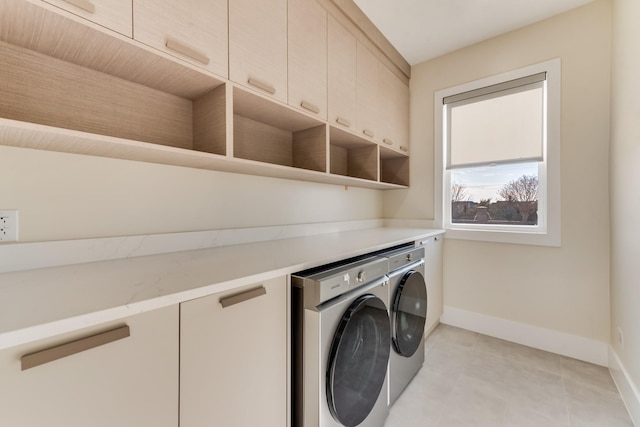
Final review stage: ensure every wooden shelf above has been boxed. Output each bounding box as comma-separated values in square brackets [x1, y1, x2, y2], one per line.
[380, 146, 410, 187]
[329, 126, 378, 181]
[232, 86, 327, 172]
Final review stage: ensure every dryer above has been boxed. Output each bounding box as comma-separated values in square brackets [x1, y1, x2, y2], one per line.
[377, 245, 427, 405]
[292, 256, 390, 427]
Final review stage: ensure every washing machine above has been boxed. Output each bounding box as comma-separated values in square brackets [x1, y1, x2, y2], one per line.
[292, 256, 391, 427]
[377, 245, 427, 405]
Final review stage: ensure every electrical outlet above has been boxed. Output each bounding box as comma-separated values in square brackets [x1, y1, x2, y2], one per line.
[0, 210, 19, 242]
[618, 327, 624, 348]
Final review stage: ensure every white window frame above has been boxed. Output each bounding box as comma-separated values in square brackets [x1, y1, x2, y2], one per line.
[434, 59, 561, 247]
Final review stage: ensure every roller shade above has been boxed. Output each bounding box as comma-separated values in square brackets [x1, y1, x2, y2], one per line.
[445, 73, 546, 169]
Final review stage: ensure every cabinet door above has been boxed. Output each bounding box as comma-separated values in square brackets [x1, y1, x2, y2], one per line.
[0, 306, 179, 427]
[133, 0, 228, 78]
[180, 276, 288, 427]
[288, 0, 327, 119]
[356, 42, 379, 141]
[44, 0, 132, 37]
[423, 235, 443, 334]
[229, 0, 288, 102]
[328, 15, 356, 131]
[378, 62, 410, 154]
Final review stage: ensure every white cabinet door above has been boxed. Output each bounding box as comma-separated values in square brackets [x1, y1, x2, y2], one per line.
[229, 0, 288, 102]
[133, 0, 228, 78]
[44, 0, 132, 37]
[328, 15, 357, 131]
[288, 0, 327, 119]
[180, 276, 288, 427]
[423, 235, 443, 334]
[0, 306, 179, 427]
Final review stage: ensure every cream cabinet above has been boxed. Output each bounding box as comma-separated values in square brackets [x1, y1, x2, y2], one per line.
[327, 14, 357, 131]
[423, 235, 444, 334]
[229, 0, 288, 102]
[0, 306, 179, 427]
[180, 276, 288, 427]
[378, 62, 410, 154]
[288, 0, 327, 119]
[43, 0, 132, 37]
[356, 41, 379, 141]
[133, 0, 228, 78]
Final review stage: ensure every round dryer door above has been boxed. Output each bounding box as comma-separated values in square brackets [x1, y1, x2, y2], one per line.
[392, 270, 427, 357]
[326, 294, 390, 427]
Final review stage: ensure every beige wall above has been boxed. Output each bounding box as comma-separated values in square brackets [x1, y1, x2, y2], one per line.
[0, 145, 382, 242]
[386, 0, 612, 342]
[610, 0, 640, 391]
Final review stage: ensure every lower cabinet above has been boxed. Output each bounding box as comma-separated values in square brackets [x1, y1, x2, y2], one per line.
[0, 305, 179, 427]
[423, 235, 444, 334]
[180, 276, 288, 427]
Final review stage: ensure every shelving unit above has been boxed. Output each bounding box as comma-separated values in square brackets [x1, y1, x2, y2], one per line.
[0, 0, 410, 190]
[232, 86, 327, 172]
[329, 126, 378, 181]
[380, 146, 410, 186]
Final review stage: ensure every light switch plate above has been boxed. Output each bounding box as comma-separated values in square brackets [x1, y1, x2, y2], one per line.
[0, 210, 19, 242]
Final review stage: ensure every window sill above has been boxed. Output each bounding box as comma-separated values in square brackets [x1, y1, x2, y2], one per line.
[444, 227, 560, 247]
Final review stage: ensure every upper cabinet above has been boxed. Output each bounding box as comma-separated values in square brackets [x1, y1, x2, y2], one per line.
[43, 0, 132, 37]
[133, 0, 228, 78]
[356, 41, 379, 141]
[327, 14, 357, 131]
[229, 0, 288, 102]
[2, 0, 411, 189]
[378, 62, 410, 154]
[288, 0, 327, 119]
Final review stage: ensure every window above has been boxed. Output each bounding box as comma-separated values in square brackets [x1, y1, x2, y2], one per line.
[434, 59, 561, 246]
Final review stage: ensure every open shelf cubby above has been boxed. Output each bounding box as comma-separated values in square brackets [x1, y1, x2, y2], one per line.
[380, 145, 410, 186]
[329, 126, 378, 181]
[232, 87, 327, 172]
[0, 40, 227, 157]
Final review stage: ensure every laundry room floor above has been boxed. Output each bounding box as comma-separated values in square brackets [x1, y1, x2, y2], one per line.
[384, 324, 634, 427]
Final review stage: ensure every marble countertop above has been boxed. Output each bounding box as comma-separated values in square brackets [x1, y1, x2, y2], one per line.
[0, 227, 443, 350]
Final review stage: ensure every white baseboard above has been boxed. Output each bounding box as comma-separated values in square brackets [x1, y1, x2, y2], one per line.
[609, 346, 640, 426]
[441, 306, 609, 366]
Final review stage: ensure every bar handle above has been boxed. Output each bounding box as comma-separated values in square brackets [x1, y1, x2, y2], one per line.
[300, 101, 320, 114]
[247, 78, 276, 95]
[362, 129, 375, 138]
[382, 138, 393, 146]
[220, 286, 266, 308]
[335, 117, 351, 128]
[399, 145, 409, 152]
[21, 325, 130, 371]
[166, 38, 210, 65]
[61, 0, 95, 13]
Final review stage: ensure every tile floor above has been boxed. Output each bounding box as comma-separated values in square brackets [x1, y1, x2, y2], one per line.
[384, 324, 634, 427]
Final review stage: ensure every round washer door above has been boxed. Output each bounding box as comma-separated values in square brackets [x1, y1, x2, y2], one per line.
[326, 294, 390, 427]
[392, 270, 427, 357]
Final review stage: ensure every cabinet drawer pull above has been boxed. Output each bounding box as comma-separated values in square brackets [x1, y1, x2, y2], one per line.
[220, 286, 266, 308]
[247, 78, 276, 95]
[21, 325, 130, 371]
[61, 0, 96, 13]
[165, 39, 210, 65]
[335, 117, 351, 128]
[362, 129, 375, 138]
[382, 138, 393, 146]
[300, 101, 320, 114]
[399, 145, 409, 152]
